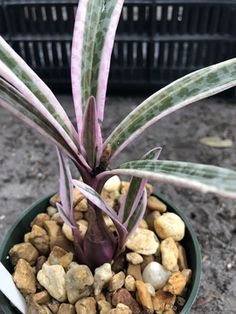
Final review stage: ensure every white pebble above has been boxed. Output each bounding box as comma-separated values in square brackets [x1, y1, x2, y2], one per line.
[104, 176, 121, 192]
[142, 261, 170, 289]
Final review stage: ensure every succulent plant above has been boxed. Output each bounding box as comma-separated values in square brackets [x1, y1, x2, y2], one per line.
[1, 0, 236, 269]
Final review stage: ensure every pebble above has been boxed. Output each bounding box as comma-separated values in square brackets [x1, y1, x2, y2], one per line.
[94, 263, 113, 295]
[126, 228, 159, 255]
[104, 176, 121, 192]
[136, 280, 153, 312]
[144, 283, 155, 296]
[76, 219, 88, 237]
[62, 223, 74, 242]
[152, 290, 176, 313]
[58, 303, 75, 314]
[142, 262, 170, 289]
[147, 196, 167, 213]
[163, 271, 187, 295]
[74, 198, 88, 212]
[154, 213, 185, 241]
[75, 297, 96, 314]
[97, 300, 112, 314]
[124, 275, 136, 292]
[48, 246, 73, 269]
[65, 263, 94, 304]
[31, 213, 50, 228]
[49, 193, 61, 207]
[109, 271, 125, 292]
[26, 296, 52, 314]
[177, 245, 188, 270]
[138, 219, 148, 229]
[51, 213, 64, 225]
[27, 225, 50, 255]
[112, 288, 141, 314]
[36, 256, 47, 272]
[140, 255, 155, 271]
[43, 220, 72, 251]
[32, 291, 50, 304]
[73, 187, 85, 206]
[145, 183, 153, 197]
[47, 206, 58, 217]
[127, 263, 142, 281]
[13, 259, 36, 296]
[109, 303, 132, 314]
[126, 252, 143, 265]
[37, 264, 67, 302]
[146, 211, 161, 230]
[160, 237, 179, 271]
[9, 242, 39, 266]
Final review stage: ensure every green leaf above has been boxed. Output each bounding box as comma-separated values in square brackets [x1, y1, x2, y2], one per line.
[71, 0, 124, 122]
[0, 78, 78, 161]
[109, 160, 236, 199]
[105, 59, 236, 160]
[0, 37, 77, 143]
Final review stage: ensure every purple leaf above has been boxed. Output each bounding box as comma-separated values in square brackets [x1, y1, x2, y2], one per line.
[118, 147, 161, 227]
[73, 179, 128, 246]
[81, 96, 103, 168]
[126, 189, 147, 236]
[57, 149, 77, 228]
[0, 37, 78, 145]
[71, 0, 88, 136]
[82, 206, 117, 269]
[96, 0, 124, 121]
[71, 0, 124, 128]
[0, 60, 79, 156]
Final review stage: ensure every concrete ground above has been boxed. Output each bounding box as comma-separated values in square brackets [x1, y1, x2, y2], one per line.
[0, 95, 236, 313]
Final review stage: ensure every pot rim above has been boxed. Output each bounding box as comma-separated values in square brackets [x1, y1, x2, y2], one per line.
[0, 193, 201, 314]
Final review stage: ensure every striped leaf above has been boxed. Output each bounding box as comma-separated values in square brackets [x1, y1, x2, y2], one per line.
[71, 0, 124, 131]
[81, 96, 103, 168]
[56, 149, 77, 229]
[126, 190, 147, 236]
[119, 147, 162, 225]
[0, 78, 82, 163]
[107, 160, 236, 199]
[0, 37, 78, 145]
[105, 58, 236, 161]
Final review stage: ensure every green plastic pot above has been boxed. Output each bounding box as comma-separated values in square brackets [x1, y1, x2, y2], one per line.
[0, 193, 201, 314]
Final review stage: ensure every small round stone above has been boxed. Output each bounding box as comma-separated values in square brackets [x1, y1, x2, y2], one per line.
[142, 261, 170, 289]
[104, 176, 121, 192]
[126, 252, 143, 265]
[126, 228, 160, 255]
[124, 275, 136, 291]
[154, 213, 185, 241]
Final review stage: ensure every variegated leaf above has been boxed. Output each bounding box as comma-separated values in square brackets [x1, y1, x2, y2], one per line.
[119, 147, 162, 224]
[107, 160, 236, 199]
[0, 78, 81, 162]
[81, 96, 103, 168]
[126, 189, 147, 235]
[0, 37, 78, 144]
[71, 0, 124, 129]
[56, 149, 77, 229]
[105, 58, 236, 161]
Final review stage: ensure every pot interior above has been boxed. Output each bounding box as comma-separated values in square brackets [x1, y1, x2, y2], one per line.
[0, 193, 201, 314]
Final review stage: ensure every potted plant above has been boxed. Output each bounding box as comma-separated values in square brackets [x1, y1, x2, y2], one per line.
[1, 0, 236, 313]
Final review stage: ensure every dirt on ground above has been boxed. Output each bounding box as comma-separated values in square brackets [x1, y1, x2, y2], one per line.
[0, 95, 236, 313]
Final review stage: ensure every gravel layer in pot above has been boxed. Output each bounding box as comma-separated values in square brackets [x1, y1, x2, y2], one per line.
[0, 181, 201, 314]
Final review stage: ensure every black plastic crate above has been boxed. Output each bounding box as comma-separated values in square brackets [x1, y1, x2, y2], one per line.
[1, 0, 236, 93]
